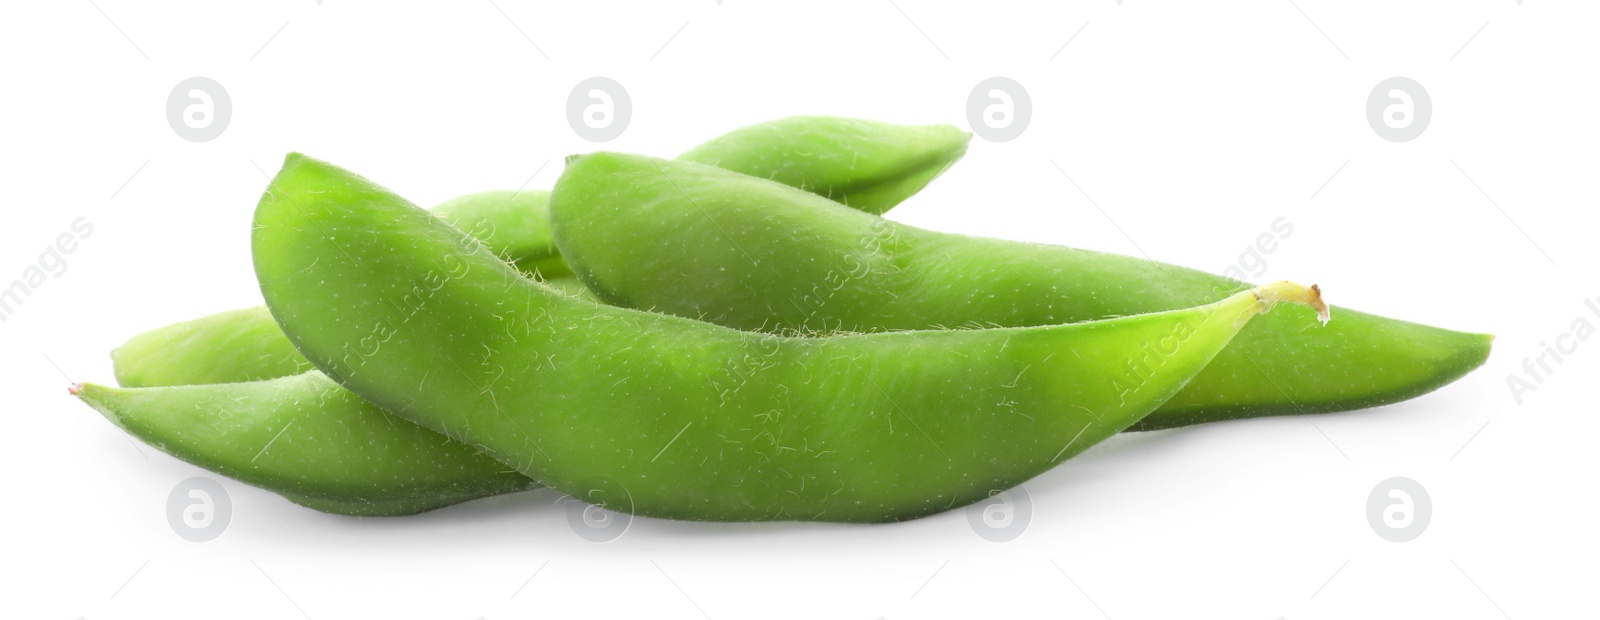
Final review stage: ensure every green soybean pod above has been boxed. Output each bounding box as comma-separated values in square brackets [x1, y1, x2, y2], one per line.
[116, 116, 966, 389]
[251, 153, 1325, 523]
[95, 117, 970, 517]
[112, 281, 590, 389]
[427, 117, 966, 282]
[678, 116, 970, 215]
[113, 189, 588, 390]
[73, 372, 538, 516]
[428, 117, 967, 276]
[113, 306, 313, 388]
[99, 190, 577, 515]
[549, 154, 1492, 430]
[432, 190, 574, 279]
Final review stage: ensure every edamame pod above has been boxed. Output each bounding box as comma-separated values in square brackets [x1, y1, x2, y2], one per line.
[116, 115, 963, 388]
[252, 153, 1325, 522]
[99, 117, 969, 516]
[549, 154, 1492, 430]
[101, 192, 576, 515]
[113, 306, 313, 388]
[429, 116, 967, 274]
[113, 191, 592, 389]
[432, 190, 573, 279]
[73, 372, 539, 516]
[113, 281, 589, 388]
[678, 116, 970, 215]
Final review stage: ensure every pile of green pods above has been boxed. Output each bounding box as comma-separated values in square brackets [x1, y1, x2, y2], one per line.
[75, 117, 1490, 523]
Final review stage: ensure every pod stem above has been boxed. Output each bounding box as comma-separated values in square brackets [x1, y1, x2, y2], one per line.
[1252, 281, 1330, 325]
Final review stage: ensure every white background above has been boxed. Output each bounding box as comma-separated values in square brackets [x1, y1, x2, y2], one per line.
[2, 1, 1594, 618]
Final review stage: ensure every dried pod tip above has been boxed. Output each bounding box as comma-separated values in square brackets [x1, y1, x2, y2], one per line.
[1252, 281, 1331, 325]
